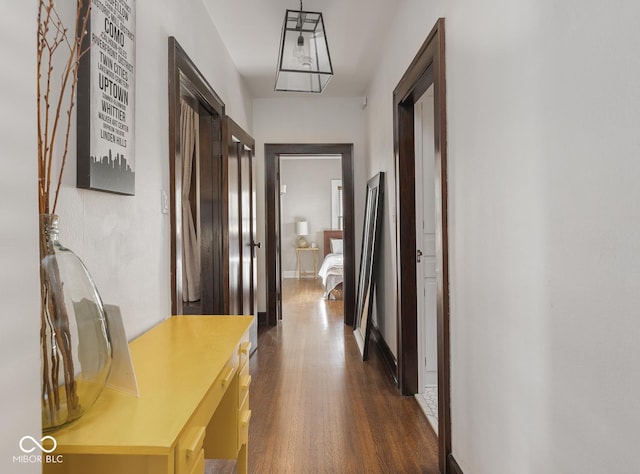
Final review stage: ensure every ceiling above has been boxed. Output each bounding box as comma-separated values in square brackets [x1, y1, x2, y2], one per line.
[201, 0, 402, 98]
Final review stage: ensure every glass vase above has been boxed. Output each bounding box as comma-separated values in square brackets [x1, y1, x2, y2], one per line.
[40, 214, 112, 432]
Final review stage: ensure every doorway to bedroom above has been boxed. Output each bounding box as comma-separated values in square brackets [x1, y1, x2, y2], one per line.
[265, 144, 355, 328]
[279, 155, 345, 319]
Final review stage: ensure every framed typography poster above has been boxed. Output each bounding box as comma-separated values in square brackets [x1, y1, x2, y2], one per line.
[77, 0, 136, 195]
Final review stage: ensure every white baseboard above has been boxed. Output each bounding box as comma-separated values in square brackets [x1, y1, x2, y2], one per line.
[283, 271, 319, 279]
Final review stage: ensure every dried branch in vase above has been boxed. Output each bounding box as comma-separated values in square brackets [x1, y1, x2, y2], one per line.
[37, 0, 91, 215]
[37, 0, 93, 430]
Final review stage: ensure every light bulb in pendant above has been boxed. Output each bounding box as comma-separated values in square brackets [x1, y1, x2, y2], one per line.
[294, 33, 312, 69]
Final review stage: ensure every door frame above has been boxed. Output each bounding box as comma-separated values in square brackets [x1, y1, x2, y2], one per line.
[168, 37, 226, 315]
[265, 143, 355, 326]
[393, 19, 452, 473]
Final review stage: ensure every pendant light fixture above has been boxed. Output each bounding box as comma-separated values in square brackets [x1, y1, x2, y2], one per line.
[274, 0, 333, 93]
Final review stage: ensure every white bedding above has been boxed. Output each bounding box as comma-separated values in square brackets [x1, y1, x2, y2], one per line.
[318, 253, 343, 298]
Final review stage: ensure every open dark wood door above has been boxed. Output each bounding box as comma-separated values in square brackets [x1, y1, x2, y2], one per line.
[227, 118, 258, 350]
[169, 37, 225, 316]
[227, 124, 241, 315]
[240, 137, 257, 315]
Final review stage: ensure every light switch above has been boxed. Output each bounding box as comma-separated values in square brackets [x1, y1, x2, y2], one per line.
[161, 190, 169, 214]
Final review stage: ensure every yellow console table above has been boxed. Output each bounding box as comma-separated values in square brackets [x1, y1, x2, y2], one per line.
[44, 315, 254, 474]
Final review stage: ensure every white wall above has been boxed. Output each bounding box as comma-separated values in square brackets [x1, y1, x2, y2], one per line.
[280, 158, 342, 276]
[0, 2, 41, 472]
[366, 0, 640, 472]
[1, 1, 251, 470]
[253, 97, 367, 311]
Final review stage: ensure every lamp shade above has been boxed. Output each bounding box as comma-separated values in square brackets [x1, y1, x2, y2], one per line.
[274, 8, 333, 93]
[296, 220, 309, 236]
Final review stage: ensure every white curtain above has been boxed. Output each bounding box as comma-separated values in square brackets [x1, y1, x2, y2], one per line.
[180, 99, 200, 302]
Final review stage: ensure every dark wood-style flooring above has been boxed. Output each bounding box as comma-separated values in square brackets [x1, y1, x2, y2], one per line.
[244, 278, 439, 473]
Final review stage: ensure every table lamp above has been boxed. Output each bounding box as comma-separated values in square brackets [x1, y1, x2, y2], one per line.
[296, 220, 309, 248]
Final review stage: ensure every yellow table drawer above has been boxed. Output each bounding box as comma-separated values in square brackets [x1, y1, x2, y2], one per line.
[238, 340, 251, 368]
[238, 361, 251, 408]
[190, 359, 237, 428]
[177, 426, 206, 474]
[238, 407, 252, 447]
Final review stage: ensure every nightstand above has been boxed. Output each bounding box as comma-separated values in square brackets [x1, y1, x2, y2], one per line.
[296, 247, 319, 279]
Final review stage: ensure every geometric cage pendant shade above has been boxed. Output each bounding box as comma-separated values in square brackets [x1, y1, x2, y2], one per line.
[274, 4, 333, 93]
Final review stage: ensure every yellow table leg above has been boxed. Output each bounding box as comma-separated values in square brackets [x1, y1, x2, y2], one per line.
[237, 443, 248, 474]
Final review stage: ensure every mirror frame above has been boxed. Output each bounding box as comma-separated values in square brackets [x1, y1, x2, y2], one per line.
[353, 172, 385, 360]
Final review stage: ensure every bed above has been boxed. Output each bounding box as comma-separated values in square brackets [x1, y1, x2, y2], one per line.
[318, 230, 344, 299]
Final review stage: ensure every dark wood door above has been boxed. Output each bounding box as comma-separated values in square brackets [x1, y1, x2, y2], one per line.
[227, 118, 258, 350]
[240, 142, 256, 315]
[169, 37, 225, 316]
[227, 133, 241, 315]
[226, 118, 257, 314]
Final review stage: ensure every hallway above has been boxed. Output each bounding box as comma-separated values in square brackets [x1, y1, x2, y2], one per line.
[247, 279, 439, 473]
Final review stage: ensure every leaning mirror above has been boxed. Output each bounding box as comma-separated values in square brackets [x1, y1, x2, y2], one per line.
[353, 172, 384, 360]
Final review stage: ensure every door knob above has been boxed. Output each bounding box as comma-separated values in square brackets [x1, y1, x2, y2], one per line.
[250, 241, 262, 249]
[417, 249, 423, 263]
